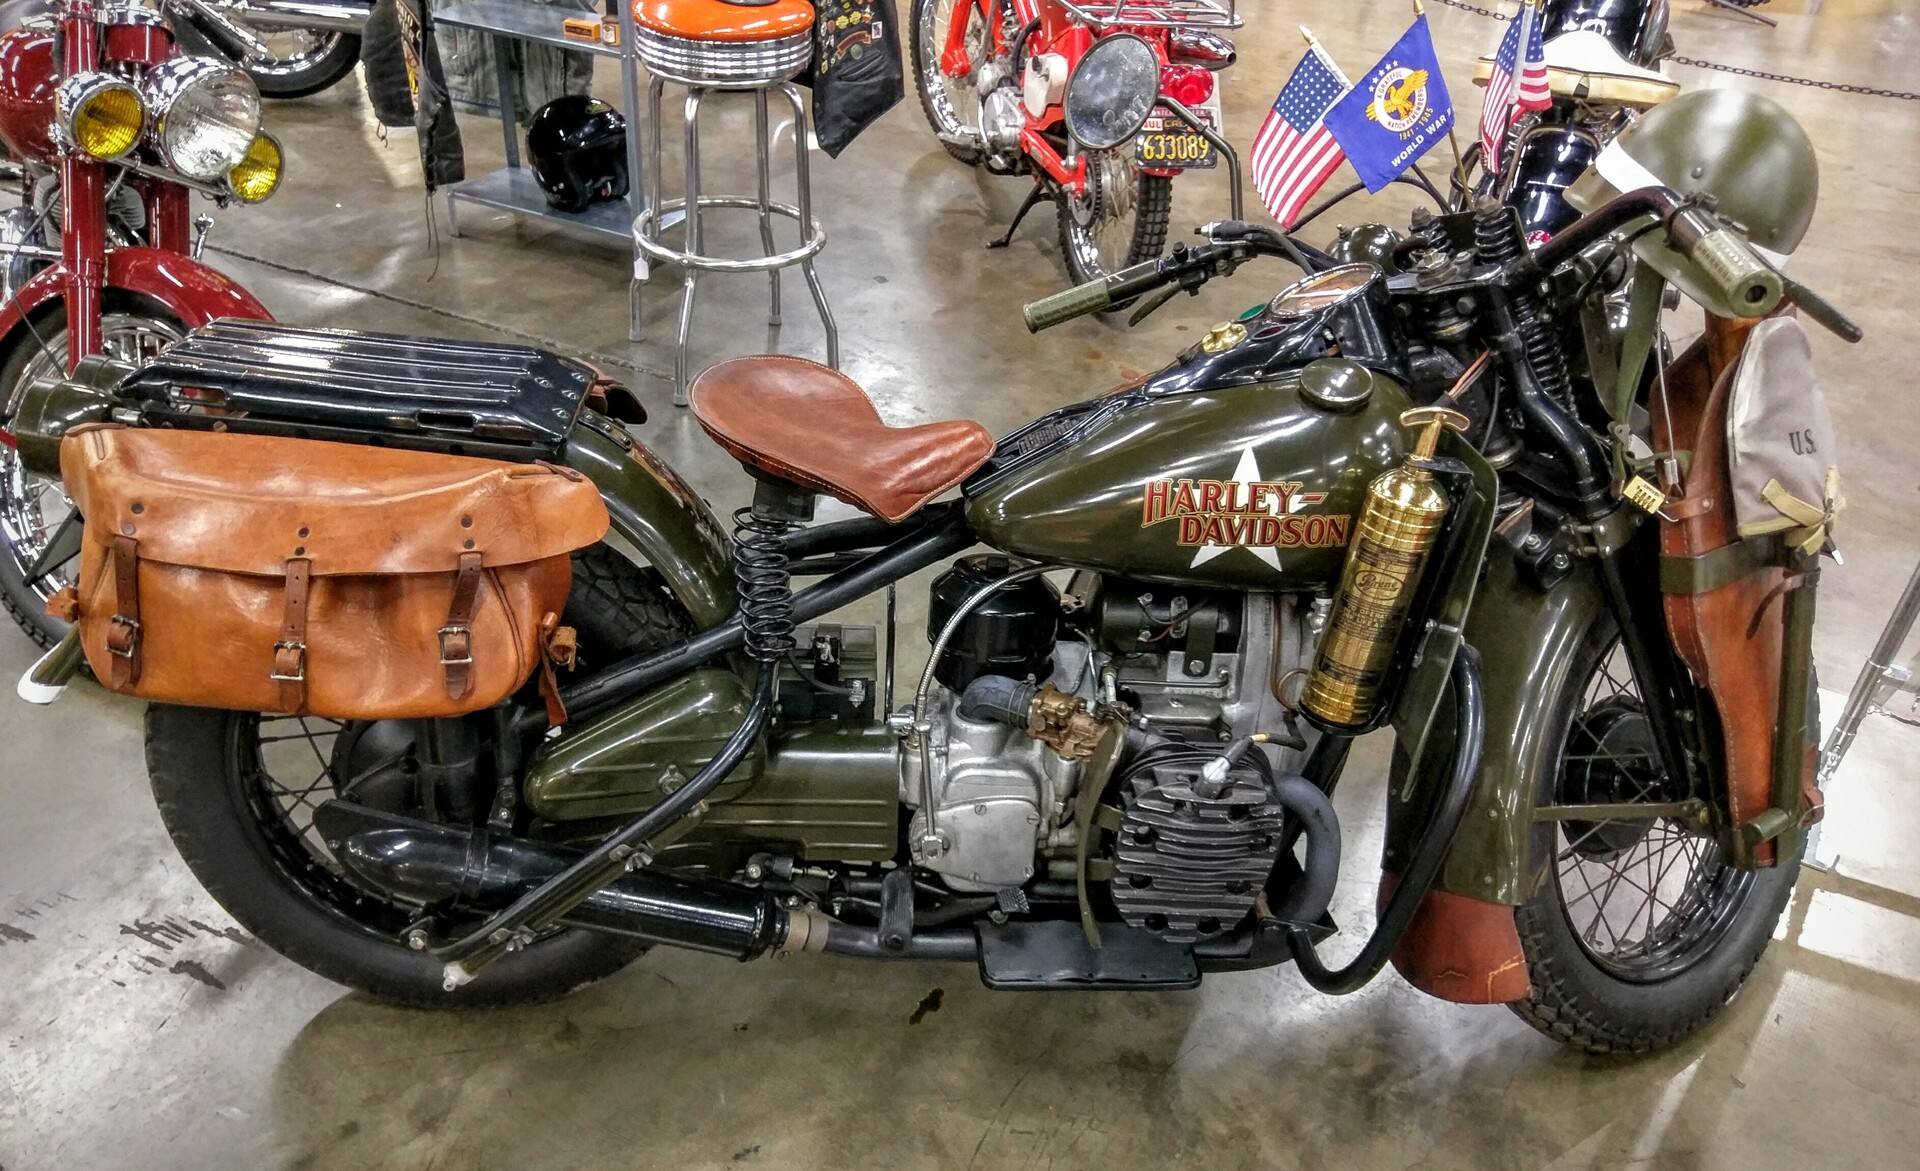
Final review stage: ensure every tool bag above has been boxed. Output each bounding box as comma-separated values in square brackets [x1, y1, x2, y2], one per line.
[56, 425, 609, 720]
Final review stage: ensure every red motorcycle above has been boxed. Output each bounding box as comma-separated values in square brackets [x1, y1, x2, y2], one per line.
[0, 0, 283, 646]
[911, 0, 1240, 286]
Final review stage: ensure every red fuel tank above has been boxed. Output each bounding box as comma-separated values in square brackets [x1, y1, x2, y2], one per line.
[0, 26, 57, 164]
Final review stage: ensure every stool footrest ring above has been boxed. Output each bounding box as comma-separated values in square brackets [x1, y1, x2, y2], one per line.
[635, 196, 828, 274]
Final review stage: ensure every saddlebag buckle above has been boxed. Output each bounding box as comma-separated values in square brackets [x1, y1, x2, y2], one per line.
[438, 624, 475, 667]
[105, 614, 141, 658]
[270, 639, 307, 683]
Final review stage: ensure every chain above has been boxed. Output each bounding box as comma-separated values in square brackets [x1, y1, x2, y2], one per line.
[1429, 0, 1920, 102]
[1666, 54, 1920, 101]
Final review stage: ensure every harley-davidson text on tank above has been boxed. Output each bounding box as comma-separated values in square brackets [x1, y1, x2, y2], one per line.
[1141, 447, 1351, 572]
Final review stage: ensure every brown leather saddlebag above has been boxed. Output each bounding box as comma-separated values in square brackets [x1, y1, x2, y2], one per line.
[58, 426, 609, 720]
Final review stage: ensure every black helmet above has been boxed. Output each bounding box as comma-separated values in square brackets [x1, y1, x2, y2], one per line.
[527, 96, 629, 214]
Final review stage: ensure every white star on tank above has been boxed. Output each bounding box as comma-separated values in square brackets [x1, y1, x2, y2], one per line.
[1189, 445, 1313, 572]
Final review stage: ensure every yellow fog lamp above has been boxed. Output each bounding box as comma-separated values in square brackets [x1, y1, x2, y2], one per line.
[226, 132, 284, 204]
[55, 72, 145, 161]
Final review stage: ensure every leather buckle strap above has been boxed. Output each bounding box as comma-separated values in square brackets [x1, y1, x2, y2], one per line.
[442, 551, 484, 700]
[107, 534, 141, 689]
[275, 557, 312, 714]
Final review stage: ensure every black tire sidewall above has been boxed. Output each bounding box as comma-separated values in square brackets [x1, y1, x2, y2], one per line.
[1057, 171, 1174, 290]
[253, 33, 362, 100]
[1513, 612, 1801, 1050]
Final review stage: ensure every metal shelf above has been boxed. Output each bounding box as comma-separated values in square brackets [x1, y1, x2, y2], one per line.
[445, 167, 635, 241]
[438, 0, 650, 340]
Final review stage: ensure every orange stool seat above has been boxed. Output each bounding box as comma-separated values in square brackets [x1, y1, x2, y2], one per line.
[633, 0, 815, 43]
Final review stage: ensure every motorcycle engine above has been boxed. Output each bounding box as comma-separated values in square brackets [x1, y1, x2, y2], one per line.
[904, 558, 1318, 942]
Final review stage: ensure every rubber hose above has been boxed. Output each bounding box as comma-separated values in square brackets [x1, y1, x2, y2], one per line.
[1285, 646, 1487, 994]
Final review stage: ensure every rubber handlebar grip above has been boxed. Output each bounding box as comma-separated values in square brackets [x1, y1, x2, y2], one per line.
[1688, 228, 1783, 318]
[1022, 279, 1115, 332]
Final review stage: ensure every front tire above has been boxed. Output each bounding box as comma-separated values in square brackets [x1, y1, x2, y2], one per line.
[1056, 156, 1172, 290]
[0, 300, 185, 648]
[1508, 614, 1801, 1054]
[147, 547, 693, 1008]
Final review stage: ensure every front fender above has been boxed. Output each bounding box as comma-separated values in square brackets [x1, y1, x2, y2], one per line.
[0, 247, 271, 352]
[1389, 545, 1608, 904]
[564, 415, 735, 630]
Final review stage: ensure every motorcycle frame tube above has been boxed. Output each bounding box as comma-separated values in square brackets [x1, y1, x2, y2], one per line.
[557, 507, 976, 721]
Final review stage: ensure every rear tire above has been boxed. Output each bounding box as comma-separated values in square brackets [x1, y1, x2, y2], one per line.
[1507, 613, 1802, 1054]
[147, 546, 693, 1008]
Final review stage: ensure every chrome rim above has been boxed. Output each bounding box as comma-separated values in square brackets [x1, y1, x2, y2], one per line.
[247, 29, 347, 80]
[0, 315, 184, 606]
[1552, 638, 1756, 983]
[1062, 149, 1143, 279]
[917, 0, 989, 146]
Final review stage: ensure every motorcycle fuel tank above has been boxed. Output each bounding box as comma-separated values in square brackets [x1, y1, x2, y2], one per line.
[968, 315, 1412, 591]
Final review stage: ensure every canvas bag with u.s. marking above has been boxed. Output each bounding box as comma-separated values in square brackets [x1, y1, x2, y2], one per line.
[57, 425, 607, 720]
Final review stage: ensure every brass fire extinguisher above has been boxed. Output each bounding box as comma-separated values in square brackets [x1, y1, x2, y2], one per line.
[1302, 405, 1472, 728]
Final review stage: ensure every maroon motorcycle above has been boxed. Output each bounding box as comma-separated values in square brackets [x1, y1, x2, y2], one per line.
[0, 0, 283, 645]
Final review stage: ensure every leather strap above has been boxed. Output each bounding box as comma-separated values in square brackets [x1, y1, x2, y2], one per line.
[272, 558, 312, 714]
[441, 551, 484, 700]
[105, 535, 141, 689]
[536, 612, 576, 726]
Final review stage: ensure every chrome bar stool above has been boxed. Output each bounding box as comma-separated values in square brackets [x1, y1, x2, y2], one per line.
[632, 0, 838, 406]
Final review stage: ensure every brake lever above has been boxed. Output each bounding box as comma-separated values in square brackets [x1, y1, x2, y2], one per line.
[1127, 284, 1182, 327]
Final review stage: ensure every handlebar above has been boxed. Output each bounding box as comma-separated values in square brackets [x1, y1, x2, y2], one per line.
[1021, 224, 1311, 333]
[1021, 257, 1169, 332]
[1665, 206, 1782, 318]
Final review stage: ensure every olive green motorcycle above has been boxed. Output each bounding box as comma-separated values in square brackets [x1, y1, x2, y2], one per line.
[12, 88, 1852, 1054]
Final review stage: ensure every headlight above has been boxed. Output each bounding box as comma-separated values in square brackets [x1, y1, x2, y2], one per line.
[141, 58, 260, 182]
[226, 132, 283, 204]
[55, 72, 145, 161]
[1062, 34, 1162, 152]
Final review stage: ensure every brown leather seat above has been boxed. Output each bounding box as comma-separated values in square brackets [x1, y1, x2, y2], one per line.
[688, 355, 995, 523]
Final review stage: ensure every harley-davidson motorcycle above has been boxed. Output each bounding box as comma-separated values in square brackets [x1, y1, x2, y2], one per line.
[0, 0, 283, 646]
[910, 0, 1241, 285]
[1475, 0, 1680, 241]
[11, 81, 1853, 1054]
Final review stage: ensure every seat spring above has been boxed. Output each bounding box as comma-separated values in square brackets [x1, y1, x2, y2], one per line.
[733, 507, 798, 663]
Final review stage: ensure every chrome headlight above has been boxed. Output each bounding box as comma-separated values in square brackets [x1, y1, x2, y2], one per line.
[55, 72, 145, 161]
[141, 58, 261, 182]
[1062, 34, 1162, 151]
[226, 132, 284, 204]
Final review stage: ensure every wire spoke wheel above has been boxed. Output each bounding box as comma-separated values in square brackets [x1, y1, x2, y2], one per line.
[911, 0, 992, 164]
[248, 29, 346, 79]
[0, 312, 183, 646]
[1511, 613, 1801, 1054]
[1057, 152, 1172, 288]
[1551, 639, 1755, 982]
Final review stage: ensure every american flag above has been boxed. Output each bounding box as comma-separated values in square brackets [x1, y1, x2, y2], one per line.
[1478, 0, 1550, 173]
[1251, 42, 1352, 229]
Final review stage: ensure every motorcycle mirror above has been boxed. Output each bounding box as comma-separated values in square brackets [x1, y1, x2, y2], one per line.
[1062, 34, 1161, 151]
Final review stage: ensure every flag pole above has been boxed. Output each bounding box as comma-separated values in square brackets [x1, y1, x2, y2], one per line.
[1416, 0, 1471, 208]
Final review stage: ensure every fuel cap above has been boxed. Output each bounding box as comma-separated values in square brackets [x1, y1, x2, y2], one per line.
[1298, 357, 1374, 413]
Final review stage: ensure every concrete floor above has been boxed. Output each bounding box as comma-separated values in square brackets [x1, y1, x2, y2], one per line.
[5, 1, 1920, 1167]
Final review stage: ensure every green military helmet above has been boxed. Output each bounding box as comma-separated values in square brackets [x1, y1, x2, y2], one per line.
[1567, 88, 1817, 317]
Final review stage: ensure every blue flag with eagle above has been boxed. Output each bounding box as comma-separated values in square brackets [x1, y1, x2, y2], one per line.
[1322, 15, 1454, 193]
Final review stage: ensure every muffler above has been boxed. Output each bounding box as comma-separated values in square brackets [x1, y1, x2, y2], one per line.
[230, 0, 369, 33]
[310, 801, 978, 964]
[311, 801, 806, 959]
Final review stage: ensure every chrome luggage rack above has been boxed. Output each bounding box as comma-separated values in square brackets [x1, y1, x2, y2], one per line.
[1054, 0, 1240, 30]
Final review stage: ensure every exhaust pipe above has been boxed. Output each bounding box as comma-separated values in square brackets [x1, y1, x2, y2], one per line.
[311, 801, 978, 964]
[231, 0, 369, 34]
